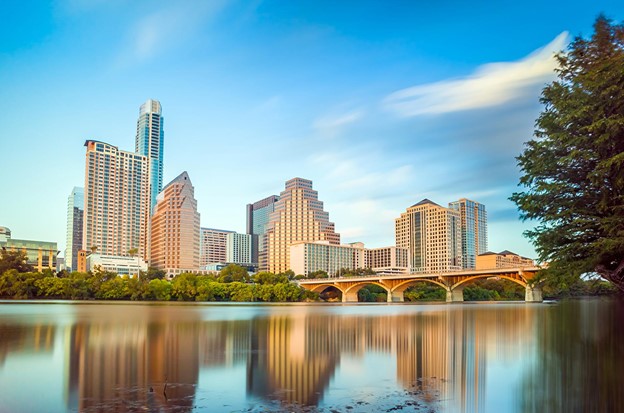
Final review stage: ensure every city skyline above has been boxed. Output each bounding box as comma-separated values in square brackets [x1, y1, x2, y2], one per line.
[2, 2, 623, 259]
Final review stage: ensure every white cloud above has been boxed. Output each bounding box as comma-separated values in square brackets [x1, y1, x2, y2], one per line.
[313, 109, 363, 138]
[383, 32, 569, 117]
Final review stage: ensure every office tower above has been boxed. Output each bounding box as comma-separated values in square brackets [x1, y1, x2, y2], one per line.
[150, 172, 200, 272]
[83, 140, 150, 259]
[395, 199, 462, 273]
[200, 228, 234, 266]
[65, 187, 84, 272]
[226, 232, 253, 265]
[246, 195, 279, 268]
[449, 198, 487, 269]
[135, 99, 164, 213]
[266, 178, 340, 274]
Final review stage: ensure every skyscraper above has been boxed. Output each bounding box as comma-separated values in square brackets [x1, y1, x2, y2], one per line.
[83, 140, 150, 258]
[150, 171, 200, 272]
[65, 186, 84, 272]
[266, 178, 340, 273]
[395, 199, 462, 273]
[136, 99, 164, 213]
[246, 195, 279, 268]
[449, 198, 487, 269]
[226, 232, 253, 265]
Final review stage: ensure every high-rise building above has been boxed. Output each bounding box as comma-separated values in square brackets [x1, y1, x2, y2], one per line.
[449, 198, 487, 269]
[365, 246, 409, 274]
[290, 241, 365, 276]
[150, 172, 200, 272]
[83, 140, 150, 259]
[135, 99, 164, 213]
[395, 199, 462, 273]
[200, 228, 235, 266]
[226, 232, 253, 265]
[65, 187, 84, 272]
[266, 178, 340, 274]
[246, 195, 279, 267]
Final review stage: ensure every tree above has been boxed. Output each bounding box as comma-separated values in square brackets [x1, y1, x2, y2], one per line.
[218, 264, 249, 283]
[511, 16, 624, 293]
[0, 249, 34, 274]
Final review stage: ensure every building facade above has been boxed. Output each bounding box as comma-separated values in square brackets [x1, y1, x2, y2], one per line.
[246, 195, 280, 267]
[226, 232, 253, 265]
[365, 246, 409, 274]
[65, 186, 84, 272]
[83, 140, 150, 259]
[289, 241, 365, 277]
[476, 250, 534, 269]
[266, 178, 340, 274]
[0, 232, 58, 272]
[135, 99, 164, 213]
[86, 253, 148, 277]
[395, 199, 462, 273]
[150, 171, 200, 272]
[200, 228, 235, 266]
[449, 198, 487, 269]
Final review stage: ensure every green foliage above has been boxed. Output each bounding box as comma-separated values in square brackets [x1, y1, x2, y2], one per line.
[218, 264, 249, 283]
[510, 16, 624, 292]
[253, 271, 289, 285]
[143, 267, 167, 281]
[338, 268, 377, 277]
[357, 284, 388, 302]
[148, 279, 172, 301]
[307, 270, 328, 279]
[171, 273, 198, 301]
[0, 249, 34, 273]
[464, 285, 501, 301]
[404, 283, 446, 301]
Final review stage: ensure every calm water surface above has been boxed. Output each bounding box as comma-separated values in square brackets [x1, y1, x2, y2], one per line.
[0, 299, 622, 413]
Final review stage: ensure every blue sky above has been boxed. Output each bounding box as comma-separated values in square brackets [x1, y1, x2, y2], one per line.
[1, 0, 622, 259]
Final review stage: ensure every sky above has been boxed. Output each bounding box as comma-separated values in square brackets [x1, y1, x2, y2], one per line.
[1, 0, 622, 260]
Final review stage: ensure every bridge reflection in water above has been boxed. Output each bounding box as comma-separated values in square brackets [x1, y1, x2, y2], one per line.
[298, 267, 543, 302]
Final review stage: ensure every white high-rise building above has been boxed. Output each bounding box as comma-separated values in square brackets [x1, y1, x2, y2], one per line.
[65, 186, 84, 272]
[395, 199, 462, 273]
[136, 99, 164, 213]
[226, 233, 253, 265]
[83, 140, 150, 259]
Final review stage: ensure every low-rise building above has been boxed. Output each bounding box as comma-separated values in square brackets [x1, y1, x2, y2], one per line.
[0, 230, 58, 272]
[86, 253, 148, 277]
[365, 246, 409, 274]
[476, 250, 534, 269]
[290, 241, 365, 277]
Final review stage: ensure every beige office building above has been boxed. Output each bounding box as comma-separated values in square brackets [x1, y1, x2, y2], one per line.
[200, 228, 234, 266]
[83, 140, 150, 259]
[365, 246, 409, 274]
[150, 171, 200, 272]
[395, 199, 462, 273]
[476, 250, 534, 269]
[266, 178, 340, 273]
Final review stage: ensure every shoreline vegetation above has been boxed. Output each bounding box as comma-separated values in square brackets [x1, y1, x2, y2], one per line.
[0, 254, 617, 302]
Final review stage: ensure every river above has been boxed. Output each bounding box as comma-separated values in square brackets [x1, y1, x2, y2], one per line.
[0, 298, 622, 412]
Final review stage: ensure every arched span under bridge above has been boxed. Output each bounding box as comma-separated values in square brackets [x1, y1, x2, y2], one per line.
[298, 267, 543, 303]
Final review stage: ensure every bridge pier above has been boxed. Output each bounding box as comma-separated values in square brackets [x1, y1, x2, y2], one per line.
[387, 290, 404, 302]
[525, 285, 543, 303]
[342, 290, 359, 303]
[446, 285, 464, 303]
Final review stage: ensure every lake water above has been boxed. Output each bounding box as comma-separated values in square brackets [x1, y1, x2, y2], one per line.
[0, 299, 622, 413]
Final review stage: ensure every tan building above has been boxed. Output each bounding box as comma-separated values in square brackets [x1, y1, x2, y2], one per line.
[150, 171, 200, 272]
[476, 250, 534, 270]
[83, 140, 150, 260]
[0, 234, 57, 272]
[395, 199, 462, 273]
[77, 250, 87, 273]
[266, 178, 340, 273]
[200, 228, 234, 266]
[365, 246, 409, 274]
[290, 241, 365, 276]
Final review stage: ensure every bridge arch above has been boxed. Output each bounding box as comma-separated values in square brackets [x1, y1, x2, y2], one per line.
[450, 274, 528, 291]
[342, 281, 391, 302]
[306, 283, 346, 294]
[390, 278, 449, 294]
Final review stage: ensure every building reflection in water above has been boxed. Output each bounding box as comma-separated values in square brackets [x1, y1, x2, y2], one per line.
[1, 302, 570, 412]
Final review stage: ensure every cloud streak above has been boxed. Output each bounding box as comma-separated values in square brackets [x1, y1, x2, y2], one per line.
[383, 32, 569, 116]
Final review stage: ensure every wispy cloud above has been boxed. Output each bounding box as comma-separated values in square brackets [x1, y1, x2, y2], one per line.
[313, 109, 364, 138]
[383, 32, 569, 117]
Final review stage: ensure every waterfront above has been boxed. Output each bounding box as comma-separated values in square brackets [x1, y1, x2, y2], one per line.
[0, 299, 622, 412]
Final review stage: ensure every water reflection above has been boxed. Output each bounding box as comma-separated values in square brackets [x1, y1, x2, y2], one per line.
[0, 300, 622, 412]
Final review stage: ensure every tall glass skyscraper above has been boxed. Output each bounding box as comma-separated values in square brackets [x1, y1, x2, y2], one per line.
[136, 99, 164, 213]
[246, 195, 280, 268]
[65, 186, 84, 272]
[449, 198, 487, 269]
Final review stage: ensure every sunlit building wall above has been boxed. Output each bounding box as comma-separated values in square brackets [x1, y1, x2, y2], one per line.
[266, 178, 340, 274]
[290, 241, 365, 276]
[395, 199, 462, 273]
[200, 228, 234, 266]
[150, 171, 200, 272]
[65, 187, 84, 272]
[83, 140, 150, 259]
[0, 237, 57, 272]
[226, 232, 252, 265]
[365, 246, 409, 274]
[449, 198, 487, 269]
[476, 250, 534, 269]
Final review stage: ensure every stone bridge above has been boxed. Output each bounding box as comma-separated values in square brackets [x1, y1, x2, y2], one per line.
[298, 267, 543, 303]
